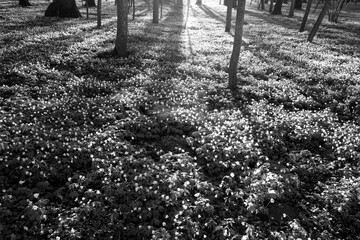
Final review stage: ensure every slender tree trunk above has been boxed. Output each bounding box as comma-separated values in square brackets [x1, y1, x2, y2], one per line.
[225, 0, 233, 32]
[308, 0, 330, 42]
[133, 0, 136, 19]
[331, 0, 346, 22]
[86, 0, 89, 19]
[115, 0, 128, 57]
[299, 0, 313, 31]
[153, 0, 159, 23]
[160, 0, 163, 18]
[97, 0, 102, 27]
[272, 0, 282, 14]
[228, 0, 246, 90]
[288, 0, 295, 17]
[269, 0, 274, 12]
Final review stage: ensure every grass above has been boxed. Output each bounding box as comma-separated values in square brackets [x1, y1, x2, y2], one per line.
[1, 0, 360, 239]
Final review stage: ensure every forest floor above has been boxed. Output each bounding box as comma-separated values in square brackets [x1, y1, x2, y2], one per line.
[1, 0, 360, 239]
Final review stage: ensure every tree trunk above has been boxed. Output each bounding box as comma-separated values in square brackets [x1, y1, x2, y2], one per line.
[86, 0, 96, 7]
[308, 0, 330, 42]
[330, 0, 346, 22]
[294, 0, 302, 9]
[272, 0, 282, 14]
[260, 0, 265, 9]
[133, 0, 136, 19]
[19, 0, 31, 7]
[97, 0, 102, 27]
[196, 0, 202, 4]
[45, 0, 82, 18]
[269, 0, 274, 12]
[153, 0, 159, 23]
[288, 0, 295, 17]
[299, 0, 313, 31]
[114, 0, 128, 57]
[228, 0, 246, 90]
[225, 0, 233, 32]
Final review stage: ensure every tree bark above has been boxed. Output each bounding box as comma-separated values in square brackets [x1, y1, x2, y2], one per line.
[45, 0, 82, 18]
[260, 0, 265, 10]
[294, 0, 302, 9]
[86, 0, 96, 7]
[115, 0, 128, 57]
[269, 0, 274, 13]
[299, 0, 313, 31]
[19, 0, 31, 7]
[225, 0, 233, 32]
[308, 0, 330, 42]
[228, 0, 246, 90]
[330, 0, 346, 22]
[288, 0, 295, 17]
[153, 0, 159, 23]
[272, 0, 282, 14]
[97, 0, 102, 27]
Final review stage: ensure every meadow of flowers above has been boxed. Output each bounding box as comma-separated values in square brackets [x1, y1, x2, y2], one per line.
[0, 0, 360, 239]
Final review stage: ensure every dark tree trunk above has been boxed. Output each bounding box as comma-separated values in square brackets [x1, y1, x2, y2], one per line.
[45, 0, 82, 18]
[225, 0, 233, 32]
[260, 0, 265, 9]
[114, 0, 128, 57]
[86, 0, 96, 7]
[288, 0, 295, 17]
[97, 0, 102, 27]
[294, 0, 302, 9]
[228, 0, 246, 90]
[269, 0, 274, 12]
[153, 0, 159, 23]
[299, 0, 313, 31]
[19, 0, 31, 7]
[272, 0, 282, 14]
[308, 0, 330, 42]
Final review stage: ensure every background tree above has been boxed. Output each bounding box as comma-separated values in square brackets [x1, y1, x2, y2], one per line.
[85, 0, 96, 7]
[153, 0, 159, 23]
[272, 0, 283, 14]
[299, 0, 313, 31]
[228, 0, 246, 90]
[288, 0, 295, 17]
[269, 0, 274, 12]
[308, 0, 330, 42]
[259, 0, 265, 10]
[225, 0, 233, 32]
[45, 0, 82, 18]
[114, 0, 128, 56]
[196, 0, 202, 4]
[19, 0, 31, 7]
[97, 0, 102, 27]
[294, 0, 302, 9]
[329, 0, 347, 22]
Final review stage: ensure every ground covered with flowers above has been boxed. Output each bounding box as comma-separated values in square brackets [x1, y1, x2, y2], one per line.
[1, 0, 360, 239]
